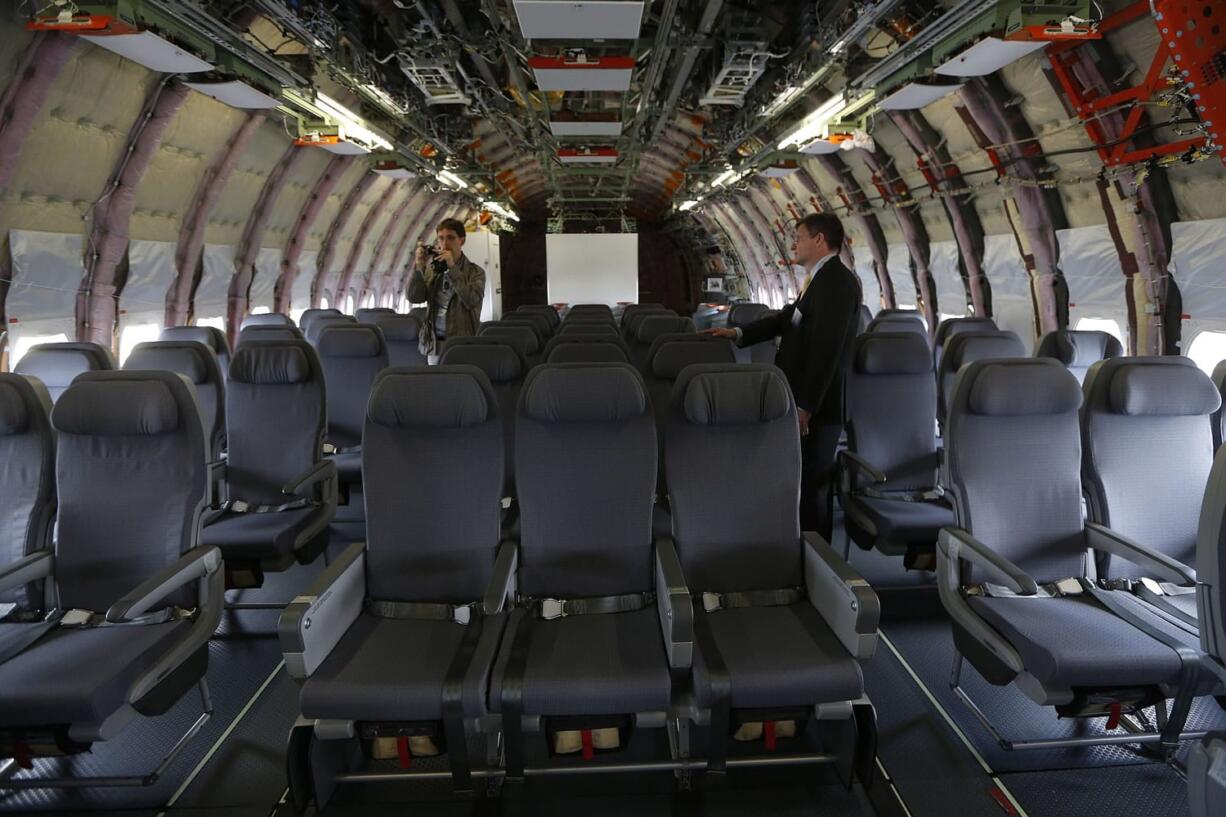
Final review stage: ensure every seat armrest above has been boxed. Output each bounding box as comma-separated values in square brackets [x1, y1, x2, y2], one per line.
[124, 546, 226, 704]
[938, 527, 1038, 596]
[106, 546, 223, 623]
[837, 450, 887, 491]
[935, 526, 1025, 675]
[484, 539, 518, 614]
[206, 460, 226, 507]
[283, 460, 338, 503]
[0, 550, 53, 595]
[1086, 522, 1196, 586]
[279, 541, 366, 681]
[654, 536, 693, 669]
[803, 532, 879, 659]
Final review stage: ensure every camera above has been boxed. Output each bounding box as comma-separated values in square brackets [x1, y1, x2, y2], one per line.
[422, 244, 448, 274]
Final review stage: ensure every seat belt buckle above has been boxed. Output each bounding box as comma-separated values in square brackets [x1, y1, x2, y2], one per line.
[453, 604, 472, 625]
[540, 599, 566, 620]
[60, 609, 94, 627]
[1139, 577, 1164, 596]
[702, 592, 723, 613]
[1053, 577, 1083, 597]
[230, 500, 251, 514]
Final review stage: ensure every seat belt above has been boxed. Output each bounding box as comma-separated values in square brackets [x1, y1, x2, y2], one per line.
[0, 606, 184, 666]
[500, 592, 654, 779]
[441, 610, 484, 792]
[1110, 578, 1200, 631]
[857, 486, 946, 504]
[966, 577, 1085, 599]
[366, 599, 475, 625]
[1080, 578, 1203, 749]
[219, 497, 316, 515]
[702, 588, 801, 613]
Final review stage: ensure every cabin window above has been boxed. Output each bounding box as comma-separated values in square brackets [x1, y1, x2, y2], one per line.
[1188, 330, 1226, 374]
[9, 332, 69, 367]
[196, 316, 226, 332]
[118, 323, 162, 365]
[1075, 317, 1125, 345]
[290, 308, 306, 324]
[342, 292, 355, 314]
[319, 294, 330, 310]
[250, 305, 271, 315]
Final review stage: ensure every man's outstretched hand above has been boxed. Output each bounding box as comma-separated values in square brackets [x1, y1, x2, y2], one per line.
[700, 327, 738, 339]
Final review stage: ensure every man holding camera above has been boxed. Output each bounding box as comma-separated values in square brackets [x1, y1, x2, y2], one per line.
[406, 218, 486, 359]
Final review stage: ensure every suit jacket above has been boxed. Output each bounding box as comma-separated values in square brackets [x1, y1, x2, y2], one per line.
[739, 257, 862, 424]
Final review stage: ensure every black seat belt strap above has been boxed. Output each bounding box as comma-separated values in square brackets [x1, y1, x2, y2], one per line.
[441, 610, 484, 792]
[692, 608, 730, 773]
[500, 612, 533, 780]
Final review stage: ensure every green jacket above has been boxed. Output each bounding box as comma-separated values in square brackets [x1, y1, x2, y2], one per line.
[405, 254, 485, 356]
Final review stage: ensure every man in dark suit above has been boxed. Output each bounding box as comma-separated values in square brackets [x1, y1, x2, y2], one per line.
[702, 212, 861, 539]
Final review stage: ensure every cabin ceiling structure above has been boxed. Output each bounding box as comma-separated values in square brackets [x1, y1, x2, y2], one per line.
[0, 0, 1224, 352]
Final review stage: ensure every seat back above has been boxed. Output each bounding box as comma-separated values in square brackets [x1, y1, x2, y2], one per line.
[160, 326, 231, 380]
[237, 324, 304, 345]
[124, 341, 226, 460]
[726, 302, 770, 329]
[856, 304, 872, 334]
[516, 304, 561, 329]
[934, 317, 998, 370]
[631, 315, 696, 372]
[372, 314, 428, 368]
[845, 333, 939, 491]
[1213, 360, 1226, 451]
[14, 342, 115, 403]
[622, 307, 675, 342]
[937, 331, 1025, 425]
[666, 364, 801, 591]
[558, 321, 619, 337]
[727, 302, 777, 364]
[354, 307, 396, 324]
[316, 325, 389, 450]
[866, 314, 929, 345]
[944, 359, 1085, 584]
[516, 363, 656, 597]
[479, 323, 540, 361]
[439, 336, 528, 494]
[364, 367, 503, 603]
[241, 313, 294, 329]
[566, 304, 613, 319]
[1036, 329, 1123, 384]
[298, 308, 342, 334]
[225, 340, 327, 505]
[543, 334, 631, 364]
[1082, 357, 1219, 576]
[306, 314, 358, 345]
[620, 304, 667, 328]
[1197, 443, 1226, 665]
[51, 371, 207, 612]
[0, 374, 55, 612]
[500, 313, 551, 343]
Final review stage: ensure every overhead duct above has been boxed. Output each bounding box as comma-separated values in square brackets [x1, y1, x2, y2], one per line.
[935, 37, 1049, 77]
[879, 81, 965, 111]
[183, 79, 280, 109]
[83, 31, 213, 73]
[558, 147, 619, 164]
[512, 1, 645, 39]
[550, 118, 623, 137]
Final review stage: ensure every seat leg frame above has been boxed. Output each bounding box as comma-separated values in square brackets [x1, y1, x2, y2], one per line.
[0, 679, 213, 790]
[949, 652, 1208, 752]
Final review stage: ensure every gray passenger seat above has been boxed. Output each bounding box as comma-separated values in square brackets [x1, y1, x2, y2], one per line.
[1036, 329, 1123, 384]
[840, 332, 953, 566]
[160, 325, 231, 381]
[1191, 439, 1226, 816]
[936, 330, 1025, 431]
[0, 373, 55, 619]
[630, 315, 696, 373]
[201, 340, 337, 587]
[665, 363, 879, 773]
[241, 313, 294, 329]
[726, 302, 776, 365]
[479, 322, 541, 365]
[237, 324, 304, 345]
[0, 371, 222, 784]
[14, 342, 115, 403]
[543, 333, 631, 364]
[124, 340, 227, 460]
[280, 366, 508, 805]
[305, 315, 358, 346]
[372, 314, 428, 368]
[933, 316, 997, 370]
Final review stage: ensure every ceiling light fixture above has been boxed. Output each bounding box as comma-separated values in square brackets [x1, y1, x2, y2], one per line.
[776, 93, 848, 150]
[438, 170, 468, 189]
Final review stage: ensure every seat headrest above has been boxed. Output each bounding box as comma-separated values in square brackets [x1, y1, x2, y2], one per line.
[867, 314, 928, 337]
[966, 360, 1082, 416]
[368, 367, 490, 428]
[546, 342, 630, 364]
[373, 315, 422, 342]
[522, 364, 647, 423]
[1106, 360, 1221, 416]
[937, 317, 996, 344]
[855, 333, 932, 375]
[1059, 330, 1122, 367]
[0, 381, 29, 435]
[316, 325, 384, 358]
[239, 325, 303, 343]
[354, 308, 394, 322]
[15, 344, 112, 384]
[440, 339, 525, 382]
[481, 325, 539, 353]
[125, 343, 209, 384]
[160, 325, 225, 352]
[230, 343, 312, 385]
[682, 366, 793, 425]
[727, 303, 769, 326]
[241, 313, 292, 328]
[53, 377, 179, 435]
[649, 336, 736, 379]
[946, 331, 1025, 368]
[635, 315, 695, 344]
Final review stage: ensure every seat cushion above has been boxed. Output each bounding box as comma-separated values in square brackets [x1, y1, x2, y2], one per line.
[968, 595, 1185, 689]
[847, 496, 955, 543]
[490, 608, 671, 716]
[0, 621, 190, 726]
[692, 604, 863, 709]
[201, 505, 330, 566]
[301, 613, 503, 722]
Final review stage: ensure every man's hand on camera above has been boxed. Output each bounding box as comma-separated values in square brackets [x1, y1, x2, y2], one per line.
[438, 248, 457, 268]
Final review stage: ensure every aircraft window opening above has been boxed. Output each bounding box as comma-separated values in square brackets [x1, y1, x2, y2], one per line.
[320, 295, 331, 310]
[9, 332, 69, 366]
[250, 306, 272, 315]
[342, 293, 355, 314]
[118, 322, 163, 364]
[1188, 330, 1226, 375]
[290, 308, 307, 324]
[939, 312, 966, 322]
[196, 316, 227, 332]
[1074, 317, 1125, 346]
